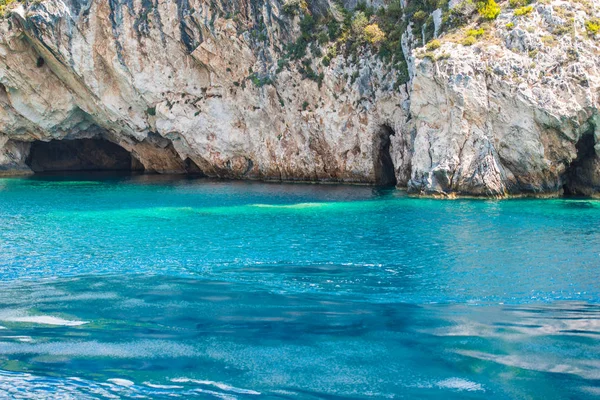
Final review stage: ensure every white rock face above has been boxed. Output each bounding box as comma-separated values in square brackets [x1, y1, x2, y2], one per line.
[0, 0, 598, 197]
[432, 9, 442, 38]
[410, 1, 600, 197]
[0, 0, 408, 184]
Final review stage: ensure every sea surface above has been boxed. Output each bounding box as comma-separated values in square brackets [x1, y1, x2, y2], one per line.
[0, 174, 599, 399]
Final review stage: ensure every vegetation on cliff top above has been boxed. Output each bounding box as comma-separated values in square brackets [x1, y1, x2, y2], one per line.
[586, 17, 600, 34]
[276, 0, 508, 87]
[6, 0, 598, 90]
[277, 0, 457, 87]
[0, 0, 16, 17]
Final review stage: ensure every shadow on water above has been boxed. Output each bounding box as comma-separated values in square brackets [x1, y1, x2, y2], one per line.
[370, 185, 403, 198]
[561, 200, 597, 209]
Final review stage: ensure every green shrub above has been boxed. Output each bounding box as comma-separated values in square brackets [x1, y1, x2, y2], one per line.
[585, 18, 600, 35]
[413, 10, 428, 22]
[351, 11, 369, 37]
[467, 27, 485, 37]
[364, 23, 386, 44]
[282, 0, 308, 15]
[477, 0, 500, 20]
[553, 23, 574, 36]
[248, 73, 273, 87]
[462, 35, 477, 45]
[286, 12, 315, 60]
[509, 0, 529, 7]
[0, 0, 16, 18]
[426, 39, 441, 50]
[541, 35, 556, 46]
[423, 15, 436, 42]
[317, 31, 329, 45]
[514, 6, 533, 16]
[461, 27, 483, 46]
[355, 1, 375, 18]
[326, 19, 339, 41]
[505, 22, 515, 29]
[299, 13, 316, 34]
[276, 58, 289, 73]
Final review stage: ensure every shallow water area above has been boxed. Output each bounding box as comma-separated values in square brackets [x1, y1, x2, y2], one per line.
[0, 173, 599, 399]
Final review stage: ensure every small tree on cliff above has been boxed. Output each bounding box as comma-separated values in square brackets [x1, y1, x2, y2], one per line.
[364, 24, 386, 44]
[477, 0, 501, 20]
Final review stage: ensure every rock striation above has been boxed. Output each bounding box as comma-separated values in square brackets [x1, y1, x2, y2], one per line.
[0, 0, 598, 197]
[410, 1, 600, 197]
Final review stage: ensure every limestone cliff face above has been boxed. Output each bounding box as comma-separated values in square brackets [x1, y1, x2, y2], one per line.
[410, 1, 600, 197]
[0, 0, 598, 197]
[0, 0, 409, 184]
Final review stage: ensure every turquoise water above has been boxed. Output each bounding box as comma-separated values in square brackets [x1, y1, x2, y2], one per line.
[0, 174, 599, 399]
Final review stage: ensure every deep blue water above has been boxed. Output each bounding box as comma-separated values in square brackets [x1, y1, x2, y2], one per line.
[0, 174, 599, 399]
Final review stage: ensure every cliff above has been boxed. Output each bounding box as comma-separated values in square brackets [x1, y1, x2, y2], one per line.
[0, 0, 598, 197]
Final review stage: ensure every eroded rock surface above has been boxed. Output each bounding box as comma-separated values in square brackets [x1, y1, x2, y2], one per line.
[410, 1, 600, 197]
[0, 0, 598, 197]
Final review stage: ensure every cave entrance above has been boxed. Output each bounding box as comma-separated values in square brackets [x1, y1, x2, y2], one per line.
[562, 131, 597, 196]
[25, 138, 145, 173]
[373, 124, 397, 186]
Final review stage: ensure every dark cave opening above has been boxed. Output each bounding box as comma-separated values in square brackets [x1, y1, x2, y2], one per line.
[562, 132, 597, 196]
[0, 83, 8, 101]
[25, 139, 145, 173]
[373, 124, 397, 186]
[184, 157, 205, 175]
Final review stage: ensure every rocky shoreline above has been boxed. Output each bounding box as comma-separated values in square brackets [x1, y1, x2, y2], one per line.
[0, 0, 598, 197]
